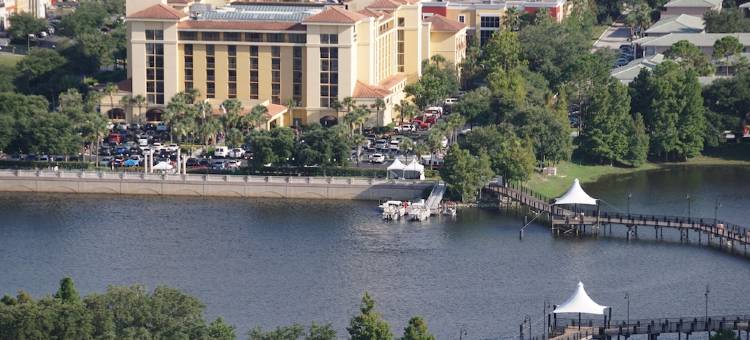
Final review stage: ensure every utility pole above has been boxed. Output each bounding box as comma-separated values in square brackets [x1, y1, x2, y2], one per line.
[714, 198, 721, 224]
[705, 285, 710, 337]
[627, 193, 632, 215]
[686, 194, 692, 219]
[625, 293, 630, 325]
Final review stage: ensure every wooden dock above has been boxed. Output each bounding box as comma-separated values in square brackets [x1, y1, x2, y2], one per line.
[484, 183, 750, 255]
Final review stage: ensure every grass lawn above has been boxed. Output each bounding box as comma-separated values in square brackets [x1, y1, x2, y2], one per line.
[0, 53, 23, 67]
[526, 144, 750, 198]
[591, 25, 609, 41]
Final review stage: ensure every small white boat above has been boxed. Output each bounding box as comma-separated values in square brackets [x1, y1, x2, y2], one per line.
[380, 200, 407, 220]
[406, 200, 430, 222]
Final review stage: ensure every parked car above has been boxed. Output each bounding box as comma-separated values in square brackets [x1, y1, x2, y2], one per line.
[166, 144, 179, 152]
[186, 158, 201, 167]
[156, 122, 168, 132]
[412, 119, 429, 129]
[108, 133, 123, 144]
[374, 139, 388, 150]
[444, 98, 458, 105]
[214, 146, 229, 158]
[210, 160, 226, 170]
[395, 124, 415, 133]
[99, 157, 113, 167]
[226, 160, 242, 169]
[389, 140, 400, 152]
[123, 159, 140, 167]
[228, 148, 245, 159]
[369, 153, 386, 164]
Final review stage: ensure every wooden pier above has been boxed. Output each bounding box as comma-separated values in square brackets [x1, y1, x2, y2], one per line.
[485, 183, 750, 255]
[527, 315, 750, 340]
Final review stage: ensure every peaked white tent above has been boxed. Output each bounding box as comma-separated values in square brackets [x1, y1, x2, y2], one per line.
[554, 282, 608, 315]
[553, 282, 609, 331]
[554, 179, 598, 206]
[387, 158, 406, 179]
[403, 158, 425, 180]
[152, 161, 174, 171]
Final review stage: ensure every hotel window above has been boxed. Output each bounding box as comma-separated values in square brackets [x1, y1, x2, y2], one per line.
[289, 33, 306, 44]
[267, 33, 285, 43]
[202, 32, 220, 41]
[271, 46, 281, 104]
[179, 31, 198, 40]
[293, 46, 303, 105]
[480, 30, 494, 45]
[245, 32, 263, 42]
[146, 29, 164, 41]
[228, 45, 237, 98]
[458, 15, 465, 23]
[184, 44, 193, 90]
[480, 16, 500, 28]
[224, 32, 241, 42]
[398, 17, 405, 27]
[206, 45, 215, 98]
[249, 46, 259, 100]
[397, 29, 405, 72]
[319, 47, 338, 107]
[320, 34, 338, 44]
[146, 42, 164, 105]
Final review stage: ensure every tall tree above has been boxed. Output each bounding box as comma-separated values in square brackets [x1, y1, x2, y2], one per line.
[461, 126, 536, 182]
[703, 9, 750, 33]
[664, 40, 714, 76]
[440, 144, 494, 202]
[713, 36, 744, 76]
[580, 78, 632, 164]
[626, 113, 650, 166]
[401, 317, 435, 340]
[347, 293, 393, 340]
[481, 30, 524, 72]
[55, 277, 80, 304]
[7, 13, 48, 41]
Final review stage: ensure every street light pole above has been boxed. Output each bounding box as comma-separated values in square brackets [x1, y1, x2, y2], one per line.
[705, 285, 710, 337]
[686, 194, 692, 219]
[524, 314, 532, 340]
[714, 198, 721, 224]
[624, 293, 630, 325]
[458, 325, 467, 340]
[627, 193, 632, 215]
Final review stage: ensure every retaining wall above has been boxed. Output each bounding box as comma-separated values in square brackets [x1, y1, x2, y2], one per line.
[0, 170, 432, 201]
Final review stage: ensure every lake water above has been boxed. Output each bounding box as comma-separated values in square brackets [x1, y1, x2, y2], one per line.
[0, 165, 749, 339]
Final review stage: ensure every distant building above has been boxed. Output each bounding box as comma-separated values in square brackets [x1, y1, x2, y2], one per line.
[644, 14, 704, 37]
[419, 0, 568, 45]
[610, 53, 731, 85]
[635, 32, 750, 57]
[662, 0, 722, 18]
[1, 0, 50, 28]
[741, 2, 750, 18]
[119, 0, 467, 127]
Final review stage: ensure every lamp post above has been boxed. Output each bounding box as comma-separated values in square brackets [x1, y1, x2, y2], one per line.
[524, 314, 532, 340]
[686, 194, 692, 219]
[627, 193, 632, 215]
[705, 285, 710, 336]
[543, 300, 551, 340]
[458, 324, 467, 340]
[714, 198, 721, 224]
[624, 293, 630, 325]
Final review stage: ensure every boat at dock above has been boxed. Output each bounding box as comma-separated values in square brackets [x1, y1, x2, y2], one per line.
[407, 200, 431, 222]
[380, 200, 408, 220]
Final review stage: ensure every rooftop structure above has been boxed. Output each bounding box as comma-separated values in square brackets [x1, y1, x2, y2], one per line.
[636, 33, 750, 57]
[644, 14, 704, 36]
[662, 0, 721, 17]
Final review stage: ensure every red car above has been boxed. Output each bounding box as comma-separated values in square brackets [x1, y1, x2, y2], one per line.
[412, 119, 430, 129]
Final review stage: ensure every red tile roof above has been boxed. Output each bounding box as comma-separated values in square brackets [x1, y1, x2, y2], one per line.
[178, 21, 305, 31]
[128, 4, 186, 20]
[366, 0, 402, 9]
[358, 8, 384, 18]
[424, 14, 466, 32]
[167, 0, 191, 4]
[379, 73, 407, 90]
[353, 81, 391, 98]
[304, 6, 367, 24]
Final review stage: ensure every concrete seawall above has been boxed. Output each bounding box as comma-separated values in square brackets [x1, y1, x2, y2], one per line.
[0, 170, 433, 201]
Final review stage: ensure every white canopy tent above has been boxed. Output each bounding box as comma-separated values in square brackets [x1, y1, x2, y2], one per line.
[554, 179, 598, 206]
[553, 282, 609, 331]
[403, 159, 425, 180]
[554, 282, 608, 315]
[387, 158, 406, 179]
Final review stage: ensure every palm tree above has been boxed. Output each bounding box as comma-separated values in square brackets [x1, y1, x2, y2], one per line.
[446, 113, 466, 144]
[244, 104, 269, 131]
[164, 94, 190, 142]
[103, 82, 118, 115]
[184, 87, 201, 104]
[132, 95, 146, 123]
[221, 99, 243, 132]
[399, 137, 414, 157]
[119, 95, 132, 120]
[285, 98, 297, 127]
[397, 100, 417, 125]
[371, 98, 385, 127]
[341, 97, 356, 115]
[430, 54, 446, 69]
[199, 116, 221, 146]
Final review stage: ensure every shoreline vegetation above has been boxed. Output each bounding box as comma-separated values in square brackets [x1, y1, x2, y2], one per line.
[526, 144, 750, 198]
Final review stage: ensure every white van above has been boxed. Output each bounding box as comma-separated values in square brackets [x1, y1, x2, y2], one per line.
[214, 146, 229, 158]
[444, 98, 458, 105]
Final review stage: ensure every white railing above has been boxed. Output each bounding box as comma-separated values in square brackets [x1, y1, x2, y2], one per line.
[0, 169, 429, 186]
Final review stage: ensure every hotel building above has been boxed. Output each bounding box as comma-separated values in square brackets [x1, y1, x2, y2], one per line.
[117, 0, 468, 128]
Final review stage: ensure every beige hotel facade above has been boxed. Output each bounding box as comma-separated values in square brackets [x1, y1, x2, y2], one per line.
[115, 0, 468, 128]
